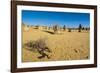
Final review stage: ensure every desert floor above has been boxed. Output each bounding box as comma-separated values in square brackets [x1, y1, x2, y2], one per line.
[22, 28, 90, 62]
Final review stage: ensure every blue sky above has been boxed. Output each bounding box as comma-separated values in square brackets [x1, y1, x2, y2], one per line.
[22, 10, 90, 28]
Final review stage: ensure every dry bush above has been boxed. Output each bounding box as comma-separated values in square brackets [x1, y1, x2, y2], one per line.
[24, 38, 51, 59]
[63, 25, 66, 31]
[68, 28, 71, 32]
[78, 24, 82, 32]
[53, 24, 59, 34]
[34, 25, 39, 29]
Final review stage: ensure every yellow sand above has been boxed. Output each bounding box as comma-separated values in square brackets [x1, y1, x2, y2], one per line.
[22, 28, 90, 62]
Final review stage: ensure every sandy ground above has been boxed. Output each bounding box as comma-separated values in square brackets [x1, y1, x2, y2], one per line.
[22, 28, 90, 62]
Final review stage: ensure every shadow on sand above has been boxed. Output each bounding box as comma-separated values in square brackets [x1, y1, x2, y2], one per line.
[43, 30, 54, 34]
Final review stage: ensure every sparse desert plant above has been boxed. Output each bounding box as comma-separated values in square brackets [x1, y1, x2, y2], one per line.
[82, 27, 85, 30]
[35, 25, 39, 29]
[86, 28, 88, 31]
[53, 24, 59, 34]
[68, 28, 71, 32]
[63, 25, 66, 31]
[78, 24, 82, 32]
[85, 28, 89, 31]
[24, 38, 51, 59]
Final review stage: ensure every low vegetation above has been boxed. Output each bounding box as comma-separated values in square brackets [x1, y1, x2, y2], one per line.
[24, 38, 51, 59]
